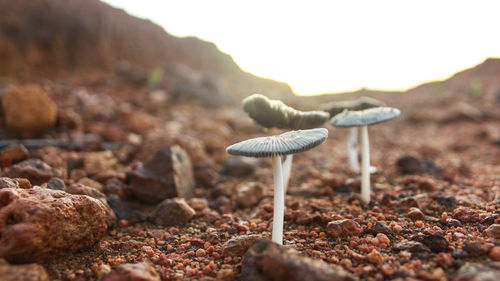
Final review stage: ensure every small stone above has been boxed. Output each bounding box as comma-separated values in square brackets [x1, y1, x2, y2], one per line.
[0, 84, 57, 133]
[234, 182, 264, 208]
[241, 239, 356, 281]
[0, 177, 20, 189]
[196, 248, 206, 257]
[446, 218, 462, 227]
[489, 246, 500, 261]
[0, 145, 29, 167]
[420, 234, 449, 253]
[106, 195, 148, 223]
[484, 224, 500, 239]
[128, 146, 195, 204]
[366, 249, 384, 265]
[0, 263, 49, 281]
[435, 252, 454, 268]
[437, 196, 457, 208]
[77, 177, 104, 192]
[453, 207, 479, 223]
[393, 241, 430, 253]
[408, 207, 425, 220]
[3, 159, 64, 185]
[101, 262, 160, 281]
[463, 241, 488, 257]
[187, 198, 209, 211]
[371, 221, 394, 235]
[220, 156, 256, 177]
[83, 151, 118, 176]
[217, 268, 234, 281]
[453, 262, 500, 281]
[0, 187, 108, 263]
[149, 198, 195, 226]
[326, 219, 363, 238]
[396, 155, 423, 174]
[222, 235, 261, 257]
[46, 177, 66, 191]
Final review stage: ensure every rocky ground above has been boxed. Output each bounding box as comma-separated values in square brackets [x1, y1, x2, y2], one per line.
[0, 72, 498, 281]
[0, 1, 499, 280]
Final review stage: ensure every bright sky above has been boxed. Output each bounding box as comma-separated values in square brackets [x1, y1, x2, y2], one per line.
[103, 0, 500, 95]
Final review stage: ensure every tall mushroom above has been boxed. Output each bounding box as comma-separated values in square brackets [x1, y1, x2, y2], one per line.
[242, 94, 329, 191]
[330, 107, 400, 204]
[321, 96, 385, 173]
[226, 128, 328, 245]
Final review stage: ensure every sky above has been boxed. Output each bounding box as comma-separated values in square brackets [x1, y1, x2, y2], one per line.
[103, 0, 500, 95]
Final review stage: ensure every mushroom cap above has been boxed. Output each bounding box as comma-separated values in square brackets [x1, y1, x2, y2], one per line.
[242, 94, 329, 129]
[226, 128, 328, 158]
[321, 96, 385, 117]
[330, 107, 400, 127]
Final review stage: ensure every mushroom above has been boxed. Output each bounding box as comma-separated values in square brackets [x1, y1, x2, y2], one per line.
[242, 94, 329, 191]
[321, 96, 385, 173]
[330, 107, 400, 204]
[226, 128, 328, 244]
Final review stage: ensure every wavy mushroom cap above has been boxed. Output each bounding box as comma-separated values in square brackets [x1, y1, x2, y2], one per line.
[242, 94, 329, 129]
[321, 96, 386, 117]
[226, 128, 328, 158]
[330, 107, 400, 127]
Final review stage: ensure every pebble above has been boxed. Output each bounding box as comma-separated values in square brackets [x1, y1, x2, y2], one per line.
[46, 177, 66, 191]
[484, 224, 500, 239]
[366, 249, 384, 265]
[220, 156, 256, 178]
[222, 235, 260, 257]
[149, 198, 195, 226]
[393, 241, 430, 253]
[326, 219, 363, 238]
[408, 207, 425, 220]
[463, 241, 488, 257]
[0, 145, 29, 167]
[489, 246, 500, 261]
[187, 198, 209, 211]
[234, 182, 264, 208]
[435, 252, 453, 268]
[453, 207, 479, 223]
[101, 262, 160, 281]
[3, 159, 65, 185]
[371, 221, 394, 235]
[420, 234, 449, 253]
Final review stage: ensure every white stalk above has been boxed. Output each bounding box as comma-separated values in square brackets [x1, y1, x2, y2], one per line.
[348, 127, 360, 173]
[271, 155, 284, 245]
[282, 154, 293, 194]
[361, 125, 371, 204]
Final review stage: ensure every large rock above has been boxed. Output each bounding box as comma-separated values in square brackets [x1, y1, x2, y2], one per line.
[242, 239, 357, 281]
[0, 187, 108, 263]
[3, 159, 65, 185]
[101, 262, 160, 281]
[128, 146, 195, 204]
[0, 263, 49, 281]
[0, 85, 57, 133]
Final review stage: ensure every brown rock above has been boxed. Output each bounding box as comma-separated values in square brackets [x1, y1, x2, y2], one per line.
[222, 235, 261, 257]
[484, 224, 500, 239]
[0, 177, 20, 189]
[0, 145, 29, 167]
[221, 156, 257, 178]
[489, 246, 500, 261]
[83, 151, 118, 176]
[326, 219, 363, 238]
[77, 177, 104, 192]
[102, 262, 160, 281]
[128, 146, 195, 204]
[187, 198, 209, 211]
[0, 187, 108, 263]
[366, 249, 384, 265]
[66, 183, 116, 227]
[453, 262, 500, 281]
[0, 85, 57, 133]
[242, 239, 357, 281]
[0, 263, 49, 281]
[235, 182, 264, 208]
[408, 207, 425, 220]
[149, 198, 195, 226]
[13, 178, 32, 189]
[3, 159, 64, 185]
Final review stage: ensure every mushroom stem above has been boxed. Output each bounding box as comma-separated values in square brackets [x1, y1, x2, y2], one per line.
[361, 125, 371, 204]
[271, 155, 284, 245]
[348, 127, 360, 173]
[282, 154, 293, 194]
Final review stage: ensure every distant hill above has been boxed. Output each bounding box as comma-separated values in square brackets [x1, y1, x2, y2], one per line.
[0, 0, 294, 103]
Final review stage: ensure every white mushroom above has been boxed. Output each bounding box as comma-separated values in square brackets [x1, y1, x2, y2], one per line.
[226, 128, 328, 244]
[330, 107, 400, 204]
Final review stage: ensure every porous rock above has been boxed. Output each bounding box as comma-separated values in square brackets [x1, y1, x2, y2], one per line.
[128, 146, 195, 204]
[149, 198, 195, 226]
[3, 159, 64, 185]
[0, 263, 49, 281]
[241, 239, 357, 281]
[101, 262, 160, 281]
[0, 84, 57, 133]
[0, 187, 108, 263]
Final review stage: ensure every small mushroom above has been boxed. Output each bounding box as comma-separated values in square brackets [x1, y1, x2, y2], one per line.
[226, 128, 328, 244]
[242, 94, 329, 191]
[330, 107, 400, 204]
[321, 96, 385, 173]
